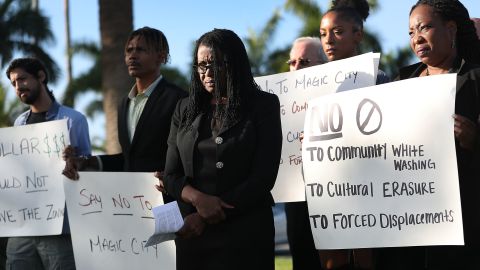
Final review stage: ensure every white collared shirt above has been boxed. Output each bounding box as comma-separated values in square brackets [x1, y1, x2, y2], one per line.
[127, 75, 163, 142]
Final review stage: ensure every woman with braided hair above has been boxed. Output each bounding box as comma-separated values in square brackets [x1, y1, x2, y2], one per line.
[162, 28, 282, 270]
[319, 0, 390, 85]
[377, 0, 480, 269]
[318, 1, 389, 269]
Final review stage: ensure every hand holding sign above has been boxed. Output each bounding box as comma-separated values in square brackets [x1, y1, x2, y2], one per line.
[254, 53, 378, 202]
[64, 172, 176, 270]
[453, 114, 478, 151]
[0, 120, 69, 236]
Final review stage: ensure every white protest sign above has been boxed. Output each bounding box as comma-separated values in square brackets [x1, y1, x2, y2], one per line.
[64, 172, 175, 270]
[255, 53, 377, 202]
[303, 74, 463, 249]
[0, 119, 69, 236]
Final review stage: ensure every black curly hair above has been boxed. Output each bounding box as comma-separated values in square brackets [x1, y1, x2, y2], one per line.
[410, 0, 480, 64]
[6, 57, 55, 101]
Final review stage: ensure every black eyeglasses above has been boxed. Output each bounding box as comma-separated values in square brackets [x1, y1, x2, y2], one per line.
[286, 58, 311, 67]
[194, 62, 226, 74]
[194, 64, 214, 74]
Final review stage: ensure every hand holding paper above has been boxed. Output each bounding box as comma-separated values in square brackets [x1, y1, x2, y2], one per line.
[177, 213, 206, 239]
[145, 201, 184, 247]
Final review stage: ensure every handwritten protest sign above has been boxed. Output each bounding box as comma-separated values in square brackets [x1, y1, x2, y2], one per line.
[64, 172, 175, 270]
[302, 74, 463, 249]
[255, 53, 377, 202]
[0, 119, 69, 236]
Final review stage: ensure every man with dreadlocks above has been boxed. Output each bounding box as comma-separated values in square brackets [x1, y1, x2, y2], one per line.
[161, 29, 282, 270]
[376, 1, 480, 269]
[63, 27, 186, 196]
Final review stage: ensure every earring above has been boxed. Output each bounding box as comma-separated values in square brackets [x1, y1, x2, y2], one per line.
[451, 39, 456, 49]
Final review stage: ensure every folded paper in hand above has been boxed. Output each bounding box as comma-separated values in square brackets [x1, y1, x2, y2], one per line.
[145, 201, 184, 247]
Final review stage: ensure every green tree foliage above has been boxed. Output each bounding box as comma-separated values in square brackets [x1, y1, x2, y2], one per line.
[0, 0, 54, 127]
[62, 41, 101, 110]
[0, 84, 12, 127]
[381, 45, 415, 80]
[0, 83, 26, 127]
[61, 41, 104, 152]
[0, 0, 60, 82]
[244, 8, 282, 76]
[285, 0, 323, 37]
[162, 66, 190, 92]
[245, 0, 414, 79]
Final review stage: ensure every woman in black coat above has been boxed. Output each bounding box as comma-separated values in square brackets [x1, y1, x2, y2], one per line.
[161, 29, 282, 270]
[376, 1, 480, 269]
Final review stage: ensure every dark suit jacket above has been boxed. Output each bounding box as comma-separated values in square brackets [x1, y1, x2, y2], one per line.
[100, 78, 187, 173]
[165, 91, 282, 214]
[164, 89, 282, 249]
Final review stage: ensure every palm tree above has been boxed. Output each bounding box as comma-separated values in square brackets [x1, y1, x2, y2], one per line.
[244, 8, 283, 76]
[285, 0, 323, 37]
[250, 0, 412, 79]
[64, 0, 72, 87]
[99, 0, 133, 154]
[0, 0, 60, 82]
[62, 41, 102, 110]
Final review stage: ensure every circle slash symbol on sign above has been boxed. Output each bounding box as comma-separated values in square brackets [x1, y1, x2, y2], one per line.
[356, 98, 382, 135]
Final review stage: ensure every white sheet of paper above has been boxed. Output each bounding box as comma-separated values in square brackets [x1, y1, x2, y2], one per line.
[145, 201, 184, 247]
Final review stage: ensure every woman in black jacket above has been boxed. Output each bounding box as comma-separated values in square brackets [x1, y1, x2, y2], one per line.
[161, 28, 282, 270]
[377, 1, 480, 269]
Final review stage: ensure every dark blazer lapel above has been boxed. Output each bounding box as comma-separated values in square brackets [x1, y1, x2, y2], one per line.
[190, 114, 201, 139]
[218, 115, 243, 135]
[182, 113, 202, 175]
[118, 96, 131, 150]
[130, 79, 165, 147]
[456, 60, 469, 93]
[398, 62, 424, 80]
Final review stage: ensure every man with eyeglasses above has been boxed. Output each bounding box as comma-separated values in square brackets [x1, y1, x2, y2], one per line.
[63, 27, 187, 198]
[287, 37, 327, 71]
[285, 36, 326, 270]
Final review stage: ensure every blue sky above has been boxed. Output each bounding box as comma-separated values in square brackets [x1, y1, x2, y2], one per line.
[3, 0, 480, 142]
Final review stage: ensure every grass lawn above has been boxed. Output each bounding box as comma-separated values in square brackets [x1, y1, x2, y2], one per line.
[275, 256, 292, 270]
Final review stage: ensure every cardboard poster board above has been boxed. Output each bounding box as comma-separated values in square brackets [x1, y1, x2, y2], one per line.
[0, 119, 69, 236]
[64, 172, 176, 270]
[255, 53, 377, 202]
[302, 75, 463, 248]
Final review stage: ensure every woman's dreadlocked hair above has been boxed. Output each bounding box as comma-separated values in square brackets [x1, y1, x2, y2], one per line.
[182, 28, 259, 129]
[410, 0, 480, 64]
